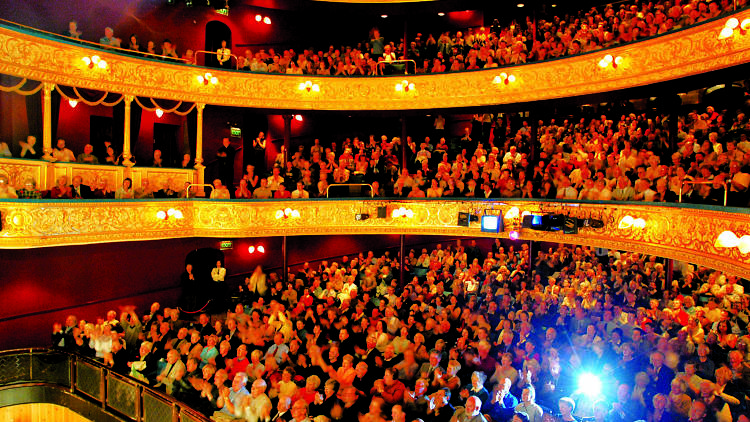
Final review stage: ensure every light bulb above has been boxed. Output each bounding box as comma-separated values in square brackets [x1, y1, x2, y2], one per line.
[508, 75, 516, 83]
[167, 208, 176, 216]
[91, 55, 100, 64]
[614, 56, 623, 65]
[291, 210, 300, 218]
[395, 84, 403, 91]
[741, 18, 750, 30]
[726, 17, 739, 29]
[738, 235, 750, 254]
[715, 231, 740, 248]
[275, 210, 284, 219]
[633, 218, 646, 229]
[312, 84, 320, 92]
[263, 17, 271, 24]
[255, 14, 262, 22]
[155, 109, 164, 118]
[68, 99, 78, 108]
[258, 246, 265, 253]
[719, 27, 734, 39]
[248, 246, 255, 254]
[618, 215, 634, 229]
[156, 210, 167, 220]
[174, 210, 183, 219]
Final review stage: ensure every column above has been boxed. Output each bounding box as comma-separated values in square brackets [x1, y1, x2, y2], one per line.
[194, 103, 206, 185]
[400, 116, 407, 171]
[283, 114, 292, 166]
[121, 95, 135, 167]
[41, 82, 55, 161]
[399, 234, 405, 288]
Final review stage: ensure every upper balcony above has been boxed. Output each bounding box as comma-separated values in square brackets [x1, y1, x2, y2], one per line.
[1, 9, 750, 112]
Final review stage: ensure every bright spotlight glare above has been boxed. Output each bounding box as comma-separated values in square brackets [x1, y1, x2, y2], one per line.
[577, 373, 602, 398]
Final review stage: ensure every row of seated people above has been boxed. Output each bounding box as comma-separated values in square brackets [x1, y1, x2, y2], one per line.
[51, 238, 750, 422]
[0, 136, 189, 168]
[53, 0, 742, 77]
[4, 103, 749, 205]
[0, 175, 191, 199]
[208, 103, 750, 207]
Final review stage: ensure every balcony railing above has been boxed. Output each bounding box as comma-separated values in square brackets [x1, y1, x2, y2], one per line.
[0, 10, 748, 111]
[0, 348, 210, 422]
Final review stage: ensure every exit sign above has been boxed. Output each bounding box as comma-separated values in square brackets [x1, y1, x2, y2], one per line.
[230, 127, 241, 137]
[220, 240, 233, 250]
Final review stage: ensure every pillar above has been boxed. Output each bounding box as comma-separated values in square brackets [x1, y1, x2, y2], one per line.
[41, 82, 55, 161]
[283, 114, 292, 167]
[121, 95, 135, 167]
[194, 103, 206, 185]
[401, 116, 407, 171]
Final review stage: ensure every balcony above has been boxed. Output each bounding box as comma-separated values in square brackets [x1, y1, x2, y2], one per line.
[0, 348, 209, 422]
[1, 197, 750, 278]
[0, 9, 749, 112]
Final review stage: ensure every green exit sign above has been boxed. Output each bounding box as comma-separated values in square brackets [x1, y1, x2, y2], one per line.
[230, 127, 241, 137]
[220, 240, 233, 250]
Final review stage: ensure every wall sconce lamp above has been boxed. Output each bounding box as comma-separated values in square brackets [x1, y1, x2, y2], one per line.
[715, 231, 750, 254]
[156, 208, 184, 220]
[504, 207, 520, 219]
[82, 55, 107, 69]
[598, 54, 623, 68]
[197, 72, 218, 85]
[493, 72, 516, 85]
[718, 17, 750, 39]
[68, 100, 78, 108]
[298, 80, 320, 92]
[618, 215, 646, 229]
[275, 207, 300, 219]
[248, 245, 265, 254]
[391, 207, 414, 218]
[395, 80, 415, 92]
[255, 14, 271, 24]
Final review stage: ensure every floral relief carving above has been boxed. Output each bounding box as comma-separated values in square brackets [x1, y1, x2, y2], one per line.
[1, 199, 749, 278]
[0, 11, 749, 111]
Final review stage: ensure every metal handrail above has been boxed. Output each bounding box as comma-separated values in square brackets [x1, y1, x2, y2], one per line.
[678, 180, 728, 206]
[378, 59, 417, 74]
[186, 183, 214, 199]
[326, 183, 374, 198]
[0, 348, 211, 421]
[194, 50, 239, 70]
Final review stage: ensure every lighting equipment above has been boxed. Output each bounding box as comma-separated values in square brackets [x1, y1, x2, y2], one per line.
[355, 213, 370, 221]
[481, 215, 503, 233]
[577, 373, 603, 398]
[563, 216, 578, 234]
[458, 212, 477, 227]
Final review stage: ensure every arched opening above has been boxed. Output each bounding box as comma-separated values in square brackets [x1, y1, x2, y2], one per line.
[204, 21, 232, 68]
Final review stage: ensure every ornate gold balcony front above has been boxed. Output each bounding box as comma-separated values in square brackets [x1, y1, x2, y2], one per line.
[1, 198, 749, 278]
[1, 10, 749, 111]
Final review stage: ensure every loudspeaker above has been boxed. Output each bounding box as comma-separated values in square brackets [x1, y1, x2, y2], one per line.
[377, 207, 387, 219]
[458, 212, 471, 227]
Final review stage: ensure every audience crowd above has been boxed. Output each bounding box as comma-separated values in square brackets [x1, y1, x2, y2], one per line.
[3, 101, 750, 207]
[52, 239, 750, 422]
[55, 0, 743, 75]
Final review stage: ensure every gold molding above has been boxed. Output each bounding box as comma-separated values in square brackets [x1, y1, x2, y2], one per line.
[0, 12, 749, 111]
[1, 199, 749, 278]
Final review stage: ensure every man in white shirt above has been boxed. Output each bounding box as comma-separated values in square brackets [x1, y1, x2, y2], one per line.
[217, 40, 231, 68]
[212, 261, 226, 282]
[52, 138, 76, 162]
[291, 182, 309, 199]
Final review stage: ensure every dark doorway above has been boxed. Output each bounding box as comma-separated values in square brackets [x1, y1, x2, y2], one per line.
[205, 21, 232, 68]
[90, 115, 113, 159]
[180, 248, 225, 314]
[153, 123, 180, 167]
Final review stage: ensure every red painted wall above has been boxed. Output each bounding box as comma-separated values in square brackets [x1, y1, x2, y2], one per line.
[0, 233, 502, 350]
